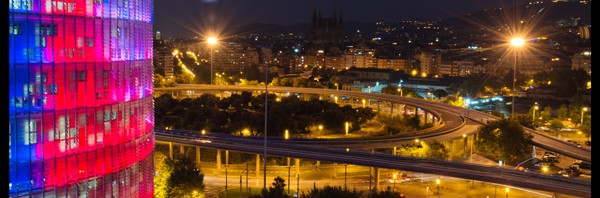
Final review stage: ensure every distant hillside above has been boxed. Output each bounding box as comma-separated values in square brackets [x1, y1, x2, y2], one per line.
[232, 21, 378, 35]
[441, 2, 591, 30]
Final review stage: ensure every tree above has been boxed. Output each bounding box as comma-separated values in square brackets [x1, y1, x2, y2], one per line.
[395, 141, 448, 159]
[368, 186, 401, 198]
[539, 107, 552, 122]
[557, 104, 569, 120]
[154, 73, 165, 88]
[433, 89, 448, 99]
[154, 152, 172, 198]
[475, 119, 533, 164]
[300, 185, 360, 198]
[548, 118, 564, 136]
[509, 113, 534, 129]
[165, 154, 205, 198]
[251, 176, 290, 198]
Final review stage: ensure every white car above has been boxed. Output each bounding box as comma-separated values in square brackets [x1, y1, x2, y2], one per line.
[194, 138, 212, 143]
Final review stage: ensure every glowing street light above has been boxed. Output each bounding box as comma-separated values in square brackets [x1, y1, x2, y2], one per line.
[581, 107, 588, 126]
[510, 38, 525, 47]
[284, 129, 289, 140]
[436, 178, 441, 198]
[415, 138, 420, 143]
[201, 129, 206, 135]
[207, 36, 218, 85]
[362, 99, 366, 108]
[334, 83, 339, 91]
[345, 122, 350, 136]
[505, 187, 510, 198]
[510, 37, 526, 116]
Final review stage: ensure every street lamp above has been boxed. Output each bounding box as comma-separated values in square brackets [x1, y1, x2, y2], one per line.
[207, 37, 218, 85]
[345, 122, 350, 136]
[335, 83, 339, 91]
[581, 107, 588, 126]
[362, 99, 366, 108]
[284, 129, 289, 140]
[505, 187, 510, 198]
[436, 178, 441, 198]
[392, 173, 397, 190]
[532, 103, 539, 123]
[398, 80, 404, 97]
[510, 37, 525, 116]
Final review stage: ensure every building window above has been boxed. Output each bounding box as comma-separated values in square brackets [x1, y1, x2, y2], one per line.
[10, 24, 21, 35]
[29, 132, 37, 144]
[40, 24, 57, 36]
[77, 71, 86, 81]
[87, 38, 94, 47]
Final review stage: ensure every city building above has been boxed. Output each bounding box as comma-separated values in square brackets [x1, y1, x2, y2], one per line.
[571, 51, 591, 74]
[419, 51, 442, 76]
[9, 0, 155, 197]
[438, 60, 475, 77]
[308, 6, 344, 46]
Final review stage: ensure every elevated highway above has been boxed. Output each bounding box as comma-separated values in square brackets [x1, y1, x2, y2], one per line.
[156, 129, 591, 197]
[155, 85, 590, 162]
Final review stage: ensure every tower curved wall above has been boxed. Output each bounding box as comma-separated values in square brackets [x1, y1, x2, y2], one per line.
[9, 0, 154, 197]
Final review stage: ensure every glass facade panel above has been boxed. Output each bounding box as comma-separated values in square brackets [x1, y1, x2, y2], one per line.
[9, 0, 154, 197]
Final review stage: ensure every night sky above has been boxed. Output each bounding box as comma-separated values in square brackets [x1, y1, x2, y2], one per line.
[154, 0, 528, 37]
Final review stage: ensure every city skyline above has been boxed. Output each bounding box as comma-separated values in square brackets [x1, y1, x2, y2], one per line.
[154, 0, 533, 37]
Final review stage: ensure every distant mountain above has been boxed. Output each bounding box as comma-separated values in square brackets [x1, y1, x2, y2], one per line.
[232, 21, 378, 35]
[441, 1, 591, 30]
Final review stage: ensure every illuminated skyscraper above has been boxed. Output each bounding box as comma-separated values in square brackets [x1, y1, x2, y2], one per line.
[9, 0, 154, 197]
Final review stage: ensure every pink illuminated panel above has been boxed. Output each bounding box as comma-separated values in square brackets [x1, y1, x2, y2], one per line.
[9, 0, 154, 197]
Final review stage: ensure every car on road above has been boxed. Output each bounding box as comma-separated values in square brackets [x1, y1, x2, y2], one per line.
[194, 138, 212, 143]
[543, 151, 560, 158]
[565, 139, 582, 147]
[558, 166, 580, 178]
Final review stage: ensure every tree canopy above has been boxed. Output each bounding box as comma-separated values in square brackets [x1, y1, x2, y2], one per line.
[475, 119, 533, 163]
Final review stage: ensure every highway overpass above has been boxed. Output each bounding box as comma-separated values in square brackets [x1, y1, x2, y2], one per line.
[155, 85, 590, 162]
[156, 129, 591, 197]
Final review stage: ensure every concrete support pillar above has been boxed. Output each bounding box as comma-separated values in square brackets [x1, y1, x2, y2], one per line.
[316, 161, 320, 167]
[217, 149, 222, 171]
[180, 145, 185, 155]
[392, 147, 397, 156]
[333, 163, 337, 178]
[390, 103, 394, 114]
[168, 142, 173, 159]
[463, 137, 468, 159]
[403, 105, 408, 116]
[195, 146, 201, 164]
[375, 167, 380, 191]
[448, 140, 454, 161]
[295, 158, 300, 178]
[225, 150, 229, 166]
[256, 154, 260, 178]
[425, 112, 429, 124]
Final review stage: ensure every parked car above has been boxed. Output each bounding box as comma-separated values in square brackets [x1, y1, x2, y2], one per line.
[573, 160, 591, 170]
[544, 151, 559, 157]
